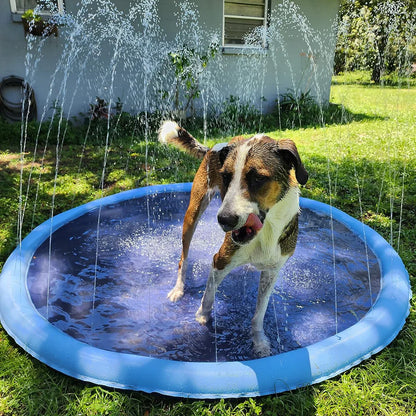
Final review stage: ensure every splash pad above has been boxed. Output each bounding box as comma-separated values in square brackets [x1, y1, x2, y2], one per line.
[0, 183, 411, 398]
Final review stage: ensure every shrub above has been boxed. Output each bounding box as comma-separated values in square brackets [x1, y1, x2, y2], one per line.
[209, 95, 262, 135]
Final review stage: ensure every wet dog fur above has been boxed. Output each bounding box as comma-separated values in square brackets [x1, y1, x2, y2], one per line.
[158, 120, 308, 356]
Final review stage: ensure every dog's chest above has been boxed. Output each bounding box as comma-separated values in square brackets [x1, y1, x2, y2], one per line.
[237, 223, 287, 270]
[234, 188, 300, 271]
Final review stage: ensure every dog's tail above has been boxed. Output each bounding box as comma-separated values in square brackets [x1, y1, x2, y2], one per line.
[158, 120, 209, 160]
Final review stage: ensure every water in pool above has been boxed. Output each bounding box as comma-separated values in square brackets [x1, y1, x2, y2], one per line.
[27, 191, 380, 362]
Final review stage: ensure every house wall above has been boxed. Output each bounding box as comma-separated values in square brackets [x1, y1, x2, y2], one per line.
[0, 0, 340, 121]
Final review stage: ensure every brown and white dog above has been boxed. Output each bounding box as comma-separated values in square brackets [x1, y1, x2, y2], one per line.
[158, 121, 308, 356]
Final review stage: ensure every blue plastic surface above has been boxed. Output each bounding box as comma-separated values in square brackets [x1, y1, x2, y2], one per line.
[0, 183, 411, 398]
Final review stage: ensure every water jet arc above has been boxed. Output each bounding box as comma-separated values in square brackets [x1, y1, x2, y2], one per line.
[0, 183, 411, 398]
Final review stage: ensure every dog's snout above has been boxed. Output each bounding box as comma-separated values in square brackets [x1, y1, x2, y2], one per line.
[217, 212, 239, 231]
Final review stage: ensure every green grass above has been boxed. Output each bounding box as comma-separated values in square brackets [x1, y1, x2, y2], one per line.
[1, 72, 415, 415]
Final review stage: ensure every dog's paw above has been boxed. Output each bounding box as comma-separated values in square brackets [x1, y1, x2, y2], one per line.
[195, 308, 211, 325]
[167, 287, 184, 302]
[252, 331, 271, 357]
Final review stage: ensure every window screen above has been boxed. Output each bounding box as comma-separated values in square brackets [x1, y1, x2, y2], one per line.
[11, 0, 63, 13]
[224, 0, 267, 46]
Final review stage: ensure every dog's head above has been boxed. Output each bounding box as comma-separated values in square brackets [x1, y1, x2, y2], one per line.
[216, 135, 308, 245]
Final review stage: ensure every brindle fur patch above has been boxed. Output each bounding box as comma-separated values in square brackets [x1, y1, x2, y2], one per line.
[278, 214, 299, 256]
[213, 233, 239, 270]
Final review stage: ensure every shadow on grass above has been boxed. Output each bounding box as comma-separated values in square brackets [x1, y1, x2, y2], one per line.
[261, 101, 385, 133]
[0, 97, 386, 151]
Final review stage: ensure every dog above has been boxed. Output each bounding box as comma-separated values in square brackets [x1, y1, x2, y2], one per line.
[158, 120, 308, 356]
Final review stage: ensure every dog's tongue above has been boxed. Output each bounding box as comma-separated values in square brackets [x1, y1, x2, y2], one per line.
[244, 213, 263, 232]
[232, 213, 263, 243]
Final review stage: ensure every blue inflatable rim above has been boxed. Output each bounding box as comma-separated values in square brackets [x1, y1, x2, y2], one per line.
[0, 183, 411, 398]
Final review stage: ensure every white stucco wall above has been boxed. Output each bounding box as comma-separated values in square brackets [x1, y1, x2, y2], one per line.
[0, 0, 340, 121]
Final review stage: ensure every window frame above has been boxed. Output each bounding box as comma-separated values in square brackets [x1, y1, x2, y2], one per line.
[10, 0, 65, 20]
[222, 0, 269, 51]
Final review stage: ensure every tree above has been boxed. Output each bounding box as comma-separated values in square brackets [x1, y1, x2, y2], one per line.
[335, 0, 416, 82]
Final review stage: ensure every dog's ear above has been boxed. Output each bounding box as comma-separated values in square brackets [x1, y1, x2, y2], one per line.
[277, 139, 308, 185]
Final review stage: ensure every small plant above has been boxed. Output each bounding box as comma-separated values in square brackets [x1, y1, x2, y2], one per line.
[278, 88, 315, 113]
[274, 88, 322, 128]
[89, 97, 110, 120]
[21, 8, 58, 37]
[211, 95, 261, 135]
[21, 9, 43, 22]
[167, 41, 219, 118]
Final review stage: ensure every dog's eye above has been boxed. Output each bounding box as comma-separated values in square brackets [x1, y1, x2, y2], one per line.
[221, 171, 232, 189]
[247, 171, 270, 190]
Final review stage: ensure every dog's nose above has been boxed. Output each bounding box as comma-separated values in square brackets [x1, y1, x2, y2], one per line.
[217, 212, 239, 231]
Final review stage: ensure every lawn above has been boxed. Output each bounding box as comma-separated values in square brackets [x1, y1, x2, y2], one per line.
[0, 73, 415, 415]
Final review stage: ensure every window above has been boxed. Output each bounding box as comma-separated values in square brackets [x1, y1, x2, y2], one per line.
[223, 0, 268, 48]
[10, 0, 64, 15]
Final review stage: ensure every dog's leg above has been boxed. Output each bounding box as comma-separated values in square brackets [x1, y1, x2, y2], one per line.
[195, 234, 239, 324]
[168, 162, 213, 302]
[251, 267, 282, 357]
[195, 266, 228, 324]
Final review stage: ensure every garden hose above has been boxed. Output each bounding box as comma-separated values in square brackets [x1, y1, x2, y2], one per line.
[0, 75, 37, 122]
